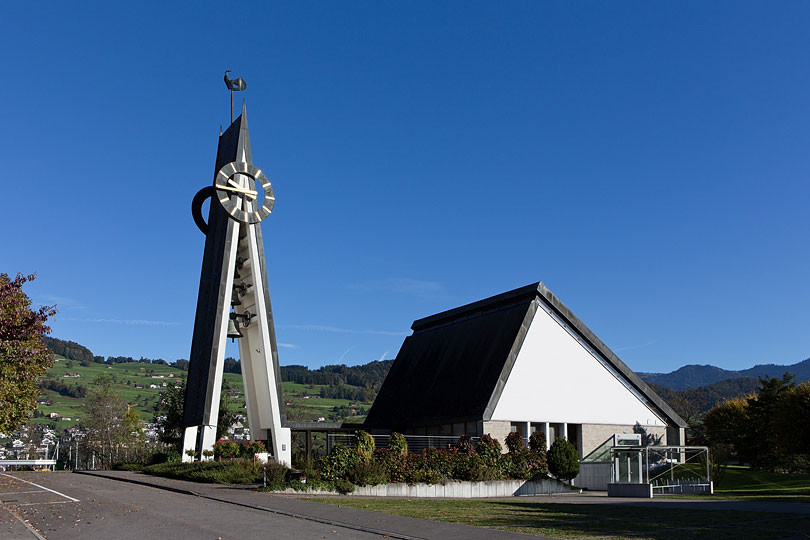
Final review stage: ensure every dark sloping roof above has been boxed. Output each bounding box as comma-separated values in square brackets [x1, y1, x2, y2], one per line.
[364, 282, 686, 430]
[364, 293, 536, 428]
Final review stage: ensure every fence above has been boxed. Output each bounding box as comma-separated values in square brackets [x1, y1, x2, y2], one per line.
[609, 445, 712, 496]
[327, 433, 480, 454]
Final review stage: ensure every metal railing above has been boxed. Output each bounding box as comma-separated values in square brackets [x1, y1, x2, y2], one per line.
[327, 434, 480, 454]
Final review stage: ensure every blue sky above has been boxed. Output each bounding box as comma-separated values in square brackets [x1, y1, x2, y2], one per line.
[2, 2, 808, 374]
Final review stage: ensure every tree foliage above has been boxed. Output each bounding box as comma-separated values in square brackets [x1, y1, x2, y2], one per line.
[154, 378, 187, 448]
[0, 273, 56, 433]
[547, 438, 580, 482]
[80, 374, 132, 469]
[153, 377, 240, 449]
[704, 374, 810, 472]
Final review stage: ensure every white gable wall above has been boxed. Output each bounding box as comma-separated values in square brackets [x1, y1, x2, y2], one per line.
[490, 300, 666, 427]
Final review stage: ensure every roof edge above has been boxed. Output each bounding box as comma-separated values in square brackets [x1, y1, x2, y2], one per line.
[412, 282, 543, 331]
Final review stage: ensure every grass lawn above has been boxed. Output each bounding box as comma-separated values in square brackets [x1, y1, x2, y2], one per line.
[702, 466, 810, 502]
[308, 498, 810, 539]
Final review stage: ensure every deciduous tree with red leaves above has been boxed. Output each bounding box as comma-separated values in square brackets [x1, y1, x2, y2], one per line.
[0, 273, 56, 433]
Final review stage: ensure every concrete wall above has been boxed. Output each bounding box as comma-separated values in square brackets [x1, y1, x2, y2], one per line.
[572, 462, 611, 491]
[276, 478, 578, 498]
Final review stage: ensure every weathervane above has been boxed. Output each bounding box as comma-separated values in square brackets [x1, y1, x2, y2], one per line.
[224, 70, 247, 123]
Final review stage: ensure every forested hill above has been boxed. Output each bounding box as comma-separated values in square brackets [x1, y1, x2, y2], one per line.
[639, 358, 810, 390]
[43, 337, 94, 364]
[648, 377, 762, 418]
[280, 361, 393, 388]
[44, 336, 393, 389]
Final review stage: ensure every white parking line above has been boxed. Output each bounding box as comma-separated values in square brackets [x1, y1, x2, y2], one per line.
[0, 473, 79, 502]
[3, 508, 46, 540]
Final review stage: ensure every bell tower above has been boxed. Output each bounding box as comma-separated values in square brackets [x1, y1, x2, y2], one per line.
[182, 90, 290, 465]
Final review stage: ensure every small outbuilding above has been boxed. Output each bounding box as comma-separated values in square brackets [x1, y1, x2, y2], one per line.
[364, 282, 686, 457]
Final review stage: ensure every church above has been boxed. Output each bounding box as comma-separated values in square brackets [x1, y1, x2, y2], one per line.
[364, 282, 686, 457]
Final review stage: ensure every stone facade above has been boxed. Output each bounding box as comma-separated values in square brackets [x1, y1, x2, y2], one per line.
[481, 420, 511, 449]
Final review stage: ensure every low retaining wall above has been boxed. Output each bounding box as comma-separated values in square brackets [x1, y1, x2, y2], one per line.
[352, 478, 577, 498]
[275, 478, 578, 498]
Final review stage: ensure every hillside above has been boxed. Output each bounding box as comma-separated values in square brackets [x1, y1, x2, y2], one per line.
[639, 358, 810, 390]
[36, 338, 386, 429]
[648, 377, 762, 419]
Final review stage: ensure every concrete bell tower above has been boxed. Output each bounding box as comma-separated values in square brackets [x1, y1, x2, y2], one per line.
[181, 99, 291, 465]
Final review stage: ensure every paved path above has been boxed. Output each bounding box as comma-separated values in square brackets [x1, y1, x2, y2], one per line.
[1, 471, 541, 539]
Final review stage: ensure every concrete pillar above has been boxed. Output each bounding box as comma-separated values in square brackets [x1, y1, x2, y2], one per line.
[543, 422, 550, 450]
[561, 423, 568, 441]
[525, 421, 531, 447]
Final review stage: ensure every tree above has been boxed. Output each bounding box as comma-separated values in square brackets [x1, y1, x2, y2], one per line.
[81, 374, 130, 469]
[746, 374, 795, 470]
[0, 273, 56, 433]
[154, 378, 187, 448]
[154, 377, 241, 449]
[547, 439, 580, 482]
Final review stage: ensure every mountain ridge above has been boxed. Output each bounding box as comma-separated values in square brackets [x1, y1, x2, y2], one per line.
[639, 358, 810, 390]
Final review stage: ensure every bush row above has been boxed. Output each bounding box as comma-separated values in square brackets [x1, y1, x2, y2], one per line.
[319, 431, 554, 488]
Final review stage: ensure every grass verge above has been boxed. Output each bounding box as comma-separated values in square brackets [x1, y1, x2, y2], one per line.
[142, 459, 263, 484]
[306, 498, 810, 539]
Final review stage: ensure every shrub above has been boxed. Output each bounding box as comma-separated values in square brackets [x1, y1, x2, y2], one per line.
[241, 440, 266, 458]
[149, 449, 181, 465]
[334, 478, 355, 494]
[529, 431, 547, 452]
[347, 460, 388, 486]
[457, 434, 475, 455]
[388, 432, 408, 457]
[547, 439, 580, 482]
[404, 452, 445, 485]
[528, 449, 549, 479]
[355, 430, 375, 462]
[263, 459, 290, 485]
[320, 445, 359, 482]
[476, 434, 502, 466]
[374, 448, 406, 483]
[113, 463, 144, 471]
[213, 439, 239, 460]
[505, 431, 525, 454]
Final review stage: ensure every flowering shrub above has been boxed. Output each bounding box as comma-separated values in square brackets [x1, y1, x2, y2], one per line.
[457, 434, 475, 455]
[213, 438, 239, 460]
[241, 440, 266, 458]
[317, 433, 549, 487]
[475, 434, 502, 466]
[505, 431, 525, 454]
[529, 431, 547, 452]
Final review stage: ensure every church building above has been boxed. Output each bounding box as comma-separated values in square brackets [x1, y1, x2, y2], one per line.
[364, 282, 686, 457]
